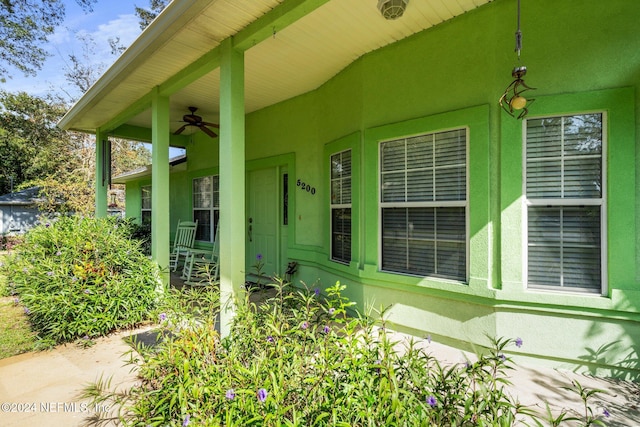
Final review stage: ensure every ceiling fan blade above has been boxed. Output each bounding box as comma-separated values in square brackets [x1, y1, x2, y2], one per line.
[200, 126, 218, 138]
[174, 125, 188, 135]
[201, 122, 220, 128]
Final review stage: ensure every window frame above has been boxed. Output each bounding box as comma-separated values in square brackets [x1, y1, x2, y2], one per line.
[192, 175, 219, 243]
[330, 149, 352, 264]
[378, 127, 470, 282]
[141, 185, 151, 224]
[522, 111, 608, 294]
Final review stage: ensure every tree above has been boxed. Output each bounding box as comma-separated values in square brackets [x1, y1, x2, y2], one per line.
[0, 0, 97, 79]
[135, 0, 170, 30]
[0, 1, 160, 213]
[0, 91, 70, 194]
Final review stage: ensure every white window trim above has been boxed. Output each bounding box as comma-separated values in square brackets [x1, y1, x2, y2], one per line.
[377, 127, 470, 282]
[141, 185, 151, 222]
[330, 149, 352, 264]
[522, 111, 608, 295]
[192, 175, 219, 243]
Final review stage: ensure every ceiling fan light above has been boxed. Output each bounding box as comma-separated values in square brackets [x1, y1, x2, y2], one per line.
[377, 0, 409, 20]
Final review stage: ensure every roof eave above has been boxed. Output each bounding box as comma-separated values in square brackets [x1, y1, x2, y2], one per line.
[58, 0, 211, 132]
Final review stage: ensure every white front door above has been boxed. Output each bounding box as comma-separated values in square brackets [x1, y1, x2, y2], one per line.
[247, 167, 279, 280]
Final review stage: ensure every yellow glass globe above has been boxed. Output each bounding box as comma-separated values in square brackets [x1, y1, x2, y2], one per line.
[510, 96, 527, 110]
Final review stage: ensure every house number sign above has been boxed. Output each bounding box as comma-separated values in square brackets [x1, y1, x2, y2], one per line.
[296, 179, 316, 195]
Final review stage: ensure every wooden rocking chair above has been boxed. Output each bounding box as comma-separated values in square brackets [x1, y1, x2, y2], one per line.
[181, 223, 219, 285]
[168, 219, 198, 272]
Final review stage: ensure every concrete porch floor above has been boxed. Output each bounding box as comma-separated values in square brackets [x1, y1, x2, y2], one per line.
[0, 275, 638, 426]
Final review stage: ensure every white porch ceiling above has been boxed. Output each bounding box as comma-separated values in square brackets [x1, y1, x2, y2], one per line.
[60, 0, 493, 136]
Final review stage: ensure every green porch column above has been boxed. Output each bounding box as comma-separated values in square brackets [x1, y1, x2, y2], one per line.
[151, 87, 171, 285]
[94, 129, 108, 218]
[219, 38, 245, 337]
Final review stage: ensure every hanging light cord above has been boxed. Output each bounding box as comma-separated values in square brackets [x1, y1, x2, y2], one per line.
[515, 0, 522, 59]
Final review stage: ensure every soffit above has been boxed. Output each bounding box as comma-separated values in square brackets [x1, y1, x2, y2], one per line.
[62, 0, 492, 134]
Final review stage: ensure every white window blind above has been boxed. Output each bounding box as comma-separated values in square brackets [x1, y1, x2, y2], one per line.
[331, 150, 352, 263]
[193, 175, 219, 242]
[380, 129, 467, 280]
[525, 114, 604, 292]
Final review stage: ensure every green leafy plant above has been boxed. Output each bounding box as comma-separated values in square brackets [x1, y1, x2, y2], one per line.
[82, 278, 569, 426]
[566, 380, 609, 427]
[1, 216, 161, 346]
[122, 219, 152, 256]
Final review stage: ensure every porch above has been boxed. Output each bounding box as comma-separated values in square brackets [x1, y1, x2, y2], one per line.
[168, 270, 277, 307]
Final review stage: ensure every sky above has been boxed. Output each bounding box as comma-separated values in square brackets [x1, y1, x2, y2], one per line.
[3, 0, 142, 98]
[2, 0, 185, 157]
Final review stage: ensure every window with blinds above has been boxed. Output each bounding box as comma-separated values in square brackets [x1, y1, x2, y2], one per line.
[380, 129, 467, 280]
[141, 185, 151, 224]
[193, 175, 219, 242]
[331, 149, 352, 263]
[525, 113, 604, 293]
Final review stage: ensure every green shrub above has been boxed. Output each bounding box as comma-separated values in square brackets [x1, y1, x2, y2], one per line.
[2, 216, 161, 345]
[83, 280, 553, 426]
[122, 219, 152, 256]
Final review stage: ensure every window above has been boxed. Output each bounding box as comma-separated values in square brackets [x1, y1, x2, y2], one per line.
[331, 150, 352, 263]
[525, 113, 604, 293]
[141, 185, 151, 224]
[193, 175, 219, 242]
[283, 173, 289, 226]
[380, 129, 467, 280]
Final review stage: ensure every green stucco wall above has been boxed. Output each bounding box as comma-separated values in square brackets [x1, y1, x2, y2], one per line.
[123, 0, 640, 378]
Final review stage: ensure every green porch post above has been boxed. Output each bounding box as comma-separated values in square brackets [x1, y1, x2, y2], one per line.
[151, 87, 171, 285]
[94, 129, 108, 218]
[219, 38, 245, 337]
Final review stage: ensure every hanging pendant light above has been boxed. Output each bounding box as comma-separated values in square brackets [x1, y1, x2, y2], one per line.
[378, 0, 409, 20]
[499, 0, 535, 119]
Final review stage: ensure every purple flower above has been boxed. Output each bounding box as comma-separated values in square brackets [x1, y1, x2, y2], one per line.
[426, 395, 437, 407]
[426, 334, 432, 344]
[266, 335, 275, 343]
[159, 313, 167, 322]
[328, 307, 335, 315]
[56, 251, 62, 256]
[13, 297, 19, 305]
[257, 388, 268, 403]
[515, 337, 523, 348]
[24, 307, 30, 315]
[45, 223, 50, 228]
[301, 321, 309, 330]
[225, 389, 235, 400]
[314, 288, 320, 296]
[498, 354, 506, 362]
[83, 335, 89, 340]
[46, 271, 54, 276]
[323, 325, 330, 334]
[374, 359, 381, 373]
[182, 414, 190, 426]
[603, 408, 610, 418]
[84, 289, 91, 294]
[256, 253, 263, 261]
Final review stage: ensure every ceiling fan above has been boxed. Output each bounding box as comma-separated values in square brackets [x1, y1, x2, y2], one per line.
[174, 106, 219, 138]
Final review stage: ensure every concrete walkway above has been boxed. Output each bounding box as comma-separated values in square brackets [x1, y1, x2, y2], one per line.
[0, 326, 153, 427]
[0, 326, 639, 426]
